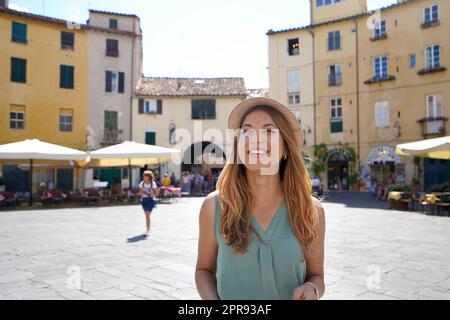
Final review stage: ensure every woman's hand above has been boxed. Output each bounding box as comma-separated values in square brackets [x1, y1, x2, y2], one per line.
[292, 283, 318, 300]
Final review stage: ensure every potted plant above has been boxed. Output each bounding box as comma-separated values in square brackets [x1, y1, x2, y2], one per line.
[348, 172, 359, 192]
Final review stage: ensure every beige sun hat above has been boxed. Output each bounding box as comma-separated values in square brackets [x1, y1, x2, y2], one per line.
[227, 97, 303, 148]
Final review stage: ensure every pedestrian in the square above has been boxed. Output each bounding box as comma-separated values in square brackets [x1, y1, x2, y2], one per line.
[137, 170, 159, 237]
[195, 97, 326, 300]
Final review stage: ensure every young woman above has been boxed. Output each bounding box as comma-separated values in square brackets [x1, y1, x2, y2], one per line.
[195, 97, 326, 300]
[137, 170, 159, 237]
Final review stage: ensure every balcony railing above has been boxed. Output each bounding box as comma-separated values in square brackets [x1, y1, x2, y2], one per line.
[421, 20, 440, 29]
[101, 128, 121, 146]
[329, 74, 342, 86]
[417, 117, 448, 138]
[418, 66, 447, 75]
[370, 33, 387, 41]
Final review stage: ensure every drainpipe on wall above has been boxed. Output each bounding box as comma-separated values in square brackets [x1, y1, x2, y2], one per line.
[353, 19, 361, 170]
[307, 28, 317, 150]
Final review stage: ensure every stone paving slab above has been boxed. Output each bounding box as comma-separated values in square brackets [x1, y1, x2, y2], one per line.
[0, 192, 449, 300]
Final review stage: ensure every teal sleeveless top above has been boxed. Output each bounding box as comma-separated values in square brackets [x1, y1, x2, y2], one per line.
[214, 193, 307, 300]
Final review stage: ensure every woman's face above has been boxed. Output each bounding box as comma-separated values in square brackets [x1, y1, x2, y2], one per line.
[238, 109, 286, 175]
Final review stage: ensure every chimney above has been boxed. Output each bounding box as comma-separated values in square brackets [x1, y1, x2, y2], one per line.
[0, 0, 9, 8]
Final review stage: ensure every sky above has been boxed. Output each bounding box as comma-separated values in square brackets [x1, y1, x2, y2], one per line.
[8, 0, 397, 88]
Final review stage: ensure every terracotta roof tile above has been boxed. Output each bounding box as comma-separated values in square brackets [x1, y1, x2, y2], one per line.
[136, 77, 247, 97]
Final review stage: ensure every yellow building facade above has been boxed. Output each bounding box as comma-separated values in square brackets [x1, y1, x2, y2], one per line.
[0, 7, 88, 192]
[268, 0, 450, 191]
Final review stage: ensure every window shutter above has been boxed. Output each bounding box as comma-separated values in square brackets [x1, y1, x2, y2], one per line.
[157, 100, 163, 114]
[118, 72, 125, 93]
[138, 99, 144, 114]
[105, 71, 112, 92]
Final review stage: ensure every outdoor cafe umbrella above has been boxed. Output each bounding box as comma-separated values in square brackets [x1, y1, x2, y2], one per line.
[0, 139, 88, 205]
[82, 141, 181, 189]
[396, 136, 450, 160]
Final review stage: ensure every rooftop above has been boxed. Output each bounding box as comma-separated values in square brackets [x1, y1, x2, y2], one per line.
[267, 0, 417, 35]
[135, 77, 247, 97]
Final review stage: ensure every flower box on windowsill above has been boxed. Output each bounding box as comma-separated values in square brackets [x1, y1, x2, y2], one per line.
[421, 20, 440, 29]
[370, 34, 387, 41]
[364, 75, 396, 85]
[417, 66, 447, 75]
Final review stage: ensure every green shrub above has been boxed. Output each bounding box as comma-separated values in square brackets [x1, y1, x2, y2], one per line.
[427, 181, 450, 193]
[387, 183, 411, 192]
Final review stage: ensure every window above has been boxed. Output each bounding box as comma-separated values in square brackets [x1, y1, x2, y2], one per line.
[93, 168, 100, 180]
[145, 99, 156, 113]
[145, 131, 156, 145]
[138, 99, 162, 114]
[10, 57, 26, 83]
[374, 101, 390, 128]
[59, 109, 73, 132]
[121, 168, 129, 180]
[191, 100, 216, 119]
[374, 56, 388, 79]
[287, 70, 300, 105]
[426, 94, 443, 134]
[106, 39, 119, 57]
[425, 45, 440, 70]
[423, 5, 439, 25]
[409, 54, 416, 68]
[317, 0, 345, 8]
[109, 19, 118, 30]
[104, 111, 118, 130]
[9, 107, 25, 129]
[329, 64, 342, 86]
[330, 98, 343, 133]
[105, 71, 125, 93]
[327, 31, 341, 51]
[372, 20, 387, 39]
[12, 21, 27, 43]
[61, 31, 75, 50]
[60, 65, 74, 89]
[288, 38, 299, 56]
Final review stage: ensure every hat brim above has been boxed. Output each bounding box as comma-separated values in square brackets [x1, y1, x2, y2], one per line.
[227, 97, 302, 148]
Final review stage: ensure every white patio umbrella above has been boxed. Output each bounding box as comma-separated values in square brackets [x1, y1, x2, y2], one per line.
[0, 139, 88, 205]
[396, 136, 450, 160]
[84, 141, 181, 188]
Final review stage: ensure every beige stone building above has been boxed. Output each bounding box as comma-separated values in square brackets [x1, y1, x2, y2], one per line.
[85, 10, 143, 189]
[132, 77, 247, 182]
[268, 0, 450, 191]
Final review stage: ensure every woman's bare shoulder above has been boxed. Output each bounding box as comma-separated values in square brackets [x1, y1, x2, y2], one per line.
[199, 190, 219, 222]
[311, 196, 325, 218]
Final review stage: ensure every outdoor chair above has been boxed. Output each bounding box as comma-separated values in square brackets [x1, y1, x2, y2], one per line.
[0, 191, 18, 208]
[110, 188, 126, 203]
[79, 188, 101, 205]
[435, 193, 450, 216]
[412, 192, 426, 212]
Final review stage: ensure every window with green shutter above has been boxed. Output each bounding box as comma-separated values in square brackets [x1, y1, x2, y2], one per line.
[106, 39, 119, 57]
[330, 120, 343, 133]
[109, 19, 118, 29]
[104, 111, 118, 129]
[191, 99, 216, 119]
[12, 21, 27, 43]
[60, 65, 74, 89]
[145, 132, 156, 145]
[61, 31, 75, 50]
[10, 57, 27, 83]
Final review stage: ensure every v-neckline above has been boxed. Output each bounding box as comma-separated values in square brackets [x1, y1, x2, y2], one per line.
[251, 199, 285, 237]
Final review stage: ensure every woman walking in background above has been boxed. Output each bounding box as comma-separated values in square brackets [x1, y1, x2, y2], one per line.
[137, 170, 159, 237]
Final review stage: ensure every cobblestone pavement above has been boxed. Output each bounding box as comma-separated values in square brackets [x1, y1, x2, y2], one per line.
[0, 192, 449, 300]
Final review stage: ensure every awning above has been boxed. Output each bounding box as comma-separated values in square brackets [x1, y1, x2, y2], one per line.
[396, 136, 450, 160]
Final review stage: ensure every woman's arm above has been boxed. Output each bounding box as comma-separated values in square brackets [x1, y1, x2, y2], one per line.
[195, 193, 220, 300]
[292, 198, 326, 300]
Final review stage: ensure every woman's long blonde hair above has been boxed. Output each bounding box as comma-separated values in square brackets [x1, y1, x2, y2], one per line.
[216, 105, 319, 255]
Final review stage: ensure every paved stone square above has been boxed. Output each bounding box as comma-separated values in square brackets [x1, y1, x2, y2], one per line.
[0, 192, 449, 300]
